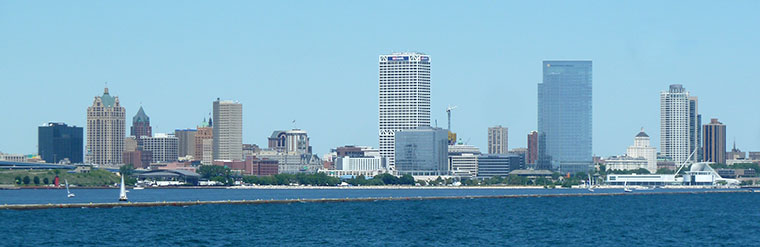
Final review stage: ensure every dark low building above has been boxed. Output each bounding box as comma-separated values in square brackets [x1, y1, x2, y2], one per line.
[136, 169, 200, 185]
[38, 122, 83, 163]
[477, 154, 525, 178]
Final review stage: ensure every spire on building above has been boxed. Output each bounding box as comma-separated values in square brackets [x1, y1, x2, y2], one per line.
[133, 106, 150, 123]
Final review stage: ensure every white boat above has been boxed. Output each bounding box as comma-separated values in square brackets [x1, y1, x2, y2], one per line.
[133, 186, 144, 190]
[587, 174, 594, 192]
[65, 179, 75, 198]
[118, 175, 128, 201]
[624, 181, 632, 193]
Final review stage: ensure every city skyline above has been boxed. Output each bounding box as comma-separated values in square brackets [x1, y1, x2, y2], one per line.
[2, 1, 759, 157]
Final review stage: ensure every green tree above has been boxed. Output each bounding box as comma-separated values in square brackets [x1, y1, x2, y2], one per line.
[198, 165, 231, 179]
[15, 176, 22, 185]
[119, 164, 135, 177]
[33, 176, 40, 185]
[656, 168, 674, 174]
[399, 174, 415, 185]
[43, 177, 49, 184]
[23, 176, 31, 185]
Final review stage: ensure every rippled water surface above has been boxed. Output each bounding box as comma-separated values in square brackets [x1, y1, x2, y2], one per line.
[1, 189, 759, 246]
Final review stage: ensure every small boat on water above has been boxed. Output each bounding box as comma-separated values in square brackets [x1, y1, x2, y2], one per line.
[133, 186, 144, 190]
[587, 174, 594, 192]
[65, 179, 75, 198]
[624, 181, 632, 193]
[118, 175, 128, 201]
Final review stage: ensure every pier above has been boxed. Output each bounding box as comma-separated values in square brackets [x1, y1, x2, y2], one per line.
[0, 190, 751, 210]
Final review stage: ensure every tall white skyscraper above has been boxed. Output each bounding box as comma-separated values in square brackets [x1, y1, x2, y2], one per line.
[379, 52, 431, 167]
[660, 84, 699, 164]
[213, 99, 243, 161]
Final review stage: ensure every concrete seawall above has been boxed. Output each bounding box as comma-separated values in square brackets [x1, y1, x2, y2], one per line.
[1, 190, 750, 210]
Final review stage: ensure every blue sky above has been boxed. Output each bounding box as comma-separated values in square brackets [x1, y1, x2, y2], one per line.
[1, 1, 758, 157]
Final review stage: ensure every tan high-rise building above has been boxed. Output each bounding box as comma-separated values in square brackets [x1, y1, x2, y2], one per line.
[86, 87, 126, 165]
[488, 126, 508, 154]
[195, 118, 213, 164]
[213, 99, 243, 161]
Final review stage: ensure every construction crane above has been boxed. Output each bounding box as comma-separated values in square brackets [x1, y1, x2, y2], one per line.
[446, 105, 458, 131]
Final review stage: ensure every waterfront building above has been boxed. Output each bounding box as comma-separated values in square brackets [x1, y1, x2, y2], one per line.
[123, 149, 152, 169]
[726, 142, 746, 161]
[214, 158, 278, 176]
[175, 129, 197, 158]
[335, 156, 385, 171]
[254, 149, 322, 174]
[86, 87, 125, 165]
[394, 127, 448, 176]
[267, 129, 311, 154]
[749, 152, 760, 161]
[626, 129, 657, 173]
[379, 52, 431, 168]
[660, 84, 701, 164]
[140, 133, 179, 163]
[537, 60, 593, 173]
[477, 154, 525, 178]
[38, 122, 83, 164]
[487, 126, 508, 154]
[448, 144, 481, 177]
[213, 99, 243, 161]
[703, 118, 726, 164]
[0, 153, 27, 162]
[527, 131, 538, 166]
[194, 118, 213, 164]
[130, 106, 152, 138]
[603, 156, 648, 171]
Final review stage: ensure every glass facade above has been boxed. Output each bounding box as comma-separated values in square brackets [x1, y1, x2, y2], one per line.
[394, 127, 448, 176]
[38, 123, 83, 163]
[538, 61, 592, 174]
[477, 154, 525, 178]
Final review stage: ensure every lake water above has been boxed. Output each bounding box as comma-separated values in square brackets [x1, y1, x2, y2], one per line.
[1, 188, 758, 246]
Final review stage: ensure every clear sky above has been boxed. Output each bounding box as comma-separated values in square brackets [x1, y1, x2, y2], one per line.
[1, 1, 759, 157]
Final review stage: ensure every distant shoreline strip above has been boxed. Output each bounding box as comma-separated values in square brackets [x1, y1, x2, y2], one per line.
[1, 190, 750, 210]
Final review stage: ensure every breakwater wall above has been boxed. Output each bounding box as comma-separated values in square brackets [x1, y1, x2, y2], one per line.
[1, 190, 750, 210]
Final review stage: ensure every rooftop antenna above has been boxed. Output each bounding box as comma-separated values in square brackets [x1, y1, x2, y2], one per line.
[435, 119, 438, 128]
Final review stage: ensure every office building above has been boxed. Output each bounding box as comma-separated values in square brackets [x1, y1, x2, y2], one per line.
[175, 129, 197, 158]
[661, 84, 700, 164]
[394, 127, 448, 176]
[448, 144, 481, 177]
[488, 126, 508, 154]
[477, 154, 525, 178]
[86, 87, 125, 165]
[38, 122, 83, 164]
[379, 52, 431, 167]
[268, 129, 311, 154]
[626, 129, 657, 173]
[140, 133, 179, 163]
[527, 131, 538, 166]
[195, 118, 213, 164]
[130, 106, 152, 138]
[335, 156, 385, 171]
[537, 60, 593, 173]
[212, 99, 243, 161]
[703, 118, 726, 164]
[604, 156, 649, 171]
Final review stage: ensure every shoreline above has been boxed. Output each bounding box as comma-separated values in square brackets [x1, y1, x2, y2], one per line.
[0, 190, 750, 210]
[1, 185, 746, 190]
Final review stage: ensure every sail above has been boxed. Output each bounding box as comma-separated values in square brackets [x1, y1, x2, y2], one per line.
[119, 175, 128, 201]
[65, 179, 70, 194]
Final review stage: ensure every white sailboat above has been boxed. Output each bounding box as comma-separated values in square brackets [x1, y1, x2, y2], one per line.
[587, 174, 594, 192]
[118, 175, 128, 201]
[624, 181, 632, 193]
[65, 179, 75, 198]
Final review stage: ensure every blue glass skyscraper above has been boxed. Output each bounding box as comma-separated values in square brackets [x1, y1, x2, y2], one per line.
[537, 60, 592, 174]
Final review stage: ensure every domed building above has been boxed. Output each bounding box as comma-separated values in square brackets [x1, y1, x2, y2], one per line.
[626, 128, 657, 173]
